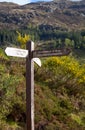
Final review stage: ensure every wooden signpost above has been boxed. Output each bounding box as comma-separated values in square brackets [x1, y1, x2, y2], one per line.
[5, 41, 71, 130]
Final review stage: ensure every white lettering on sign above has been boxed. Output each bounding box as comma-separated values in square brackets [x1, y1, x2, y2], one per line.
[5, 47, 28, 58]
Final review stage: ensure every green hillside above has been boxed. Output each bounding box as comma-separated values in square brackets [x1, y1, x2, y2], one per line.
[0, 50, 85, 130]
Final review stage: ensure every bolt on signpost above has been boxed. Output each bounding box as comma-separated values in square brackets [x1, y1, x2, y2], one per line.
[5, 41, 71, 130]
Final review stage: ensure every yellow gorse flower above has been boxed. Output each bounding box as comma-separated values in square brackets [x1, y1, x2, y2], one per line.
[45, 56, 85, 84]
[16, 31, 30, 48]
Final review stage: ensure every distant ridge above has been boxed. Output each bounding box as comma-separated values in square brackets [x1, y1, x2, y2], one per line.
[0, 0, 85, 30]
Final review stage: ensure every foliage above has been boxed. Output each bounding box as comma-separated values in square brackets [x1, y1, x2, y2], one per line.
[35, 56, 85, 95]
[0, 58, 26, 129]
[0, 47, 85, 129]
[35, 56, 85, 130]
[0, 48, 9, 60]
[70, 113, 83, 125]
[0, 27, 85, 50]
[16, 31, 30, 48]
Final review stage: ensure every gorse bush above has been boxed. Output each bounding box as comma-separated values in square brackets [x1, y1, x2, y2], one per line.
[16, 31, 30, 48]
[35, 56, 85, 96]
[35, 56, 85, 129]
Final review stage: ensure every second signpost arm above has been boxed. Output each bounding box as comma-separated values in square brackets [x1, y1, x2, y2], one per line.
[26, 41, 34, 130]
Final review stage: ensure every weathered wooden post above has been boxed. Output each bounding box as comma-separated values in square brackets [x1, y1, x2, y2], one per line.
[26, 41, 34, 130]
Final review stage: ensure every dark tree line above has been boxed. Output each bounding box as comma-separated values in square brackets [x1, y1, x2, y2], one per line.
[0, 25, 85, 50]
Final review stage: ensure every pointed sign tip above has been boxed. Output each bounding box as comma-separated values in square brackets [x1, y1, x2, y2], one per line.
[33, 58, 41, 67]
[5, 47, 28, 58]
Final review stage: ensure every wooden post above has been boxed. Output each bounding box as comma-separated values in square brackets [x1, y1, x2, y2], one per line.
[26, 41, 34, 130]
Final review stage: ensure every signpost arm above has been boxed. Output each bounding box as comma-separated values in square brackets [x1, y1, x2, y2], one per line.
[26, 41, 34, 130]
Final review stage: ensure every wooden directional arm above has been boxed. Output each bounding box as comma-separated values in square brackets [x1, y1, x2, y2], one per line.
[32, 48, 71, 58]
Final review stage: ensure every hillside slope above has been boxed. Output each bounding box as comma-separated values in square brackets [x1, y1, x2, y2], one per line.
[0, 52, 85, 130]
[0, 0, 85, 30]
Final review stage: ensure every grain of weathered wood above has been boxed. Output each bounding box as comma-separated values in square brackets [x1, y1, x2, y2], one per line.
[26, 41, 34, 130]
